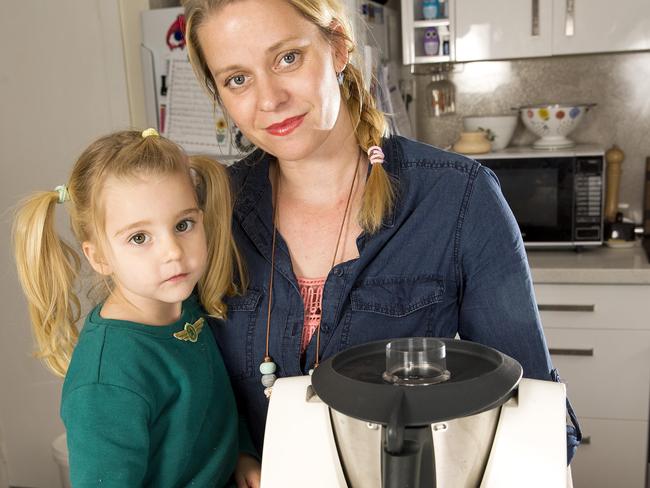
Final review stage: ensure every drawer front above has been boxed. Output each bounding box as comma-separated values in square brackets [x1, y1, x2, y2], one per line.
[570, 417, 648, 488]
[534, 284, 650, 330]
[544, 328, 650, 420]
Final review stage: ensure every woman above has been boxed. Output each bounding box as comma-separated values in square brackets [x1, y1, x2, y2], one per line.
[183, 0, 580, 460]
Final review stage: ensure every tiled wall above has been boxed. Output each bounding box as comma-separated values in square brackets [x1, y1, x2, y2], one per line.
[414, 51, 650, 222]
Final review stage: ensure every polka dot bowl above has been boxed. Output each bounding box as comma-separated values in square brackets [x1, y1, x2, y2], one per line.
[519, 103, 595, 149]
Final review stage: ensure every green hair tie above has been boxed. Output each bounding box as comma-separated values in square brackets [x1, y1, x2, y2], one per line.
[54, 185, 70, 204]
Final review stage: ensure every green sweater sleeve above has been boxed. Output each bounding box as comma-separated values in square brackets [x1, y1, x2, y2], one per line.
[61, 383, 151, 487]
[238, 416, 259, 460]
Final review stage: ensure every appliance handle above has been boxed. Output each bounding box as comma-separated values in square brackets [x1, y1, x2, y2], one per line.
[538, 304, 595, 312]
[565, 0, 575, 36]
[532, 0, 540, 36]
[549, 347, 594, 357]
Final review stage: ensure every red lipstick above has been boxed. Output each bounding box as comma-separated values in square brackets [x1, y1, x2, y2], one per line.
[265, 114, 305, 136]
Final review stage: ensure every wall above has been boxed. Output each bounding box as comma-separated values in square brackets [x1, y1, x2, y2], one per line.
[0, 1, 130, 486]
[414, 51, 650, 222]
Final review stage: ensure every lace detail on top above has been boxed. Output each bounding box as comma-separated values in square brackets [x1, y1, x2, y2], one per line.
[297, 277, 326, 354]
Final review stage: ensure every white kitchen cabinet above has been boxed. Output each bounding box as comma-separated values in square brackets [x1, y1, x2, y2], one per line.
[534, 283, 650, 488]
[568, 418, 649, 488]
[401, 0, 455, 64]
[455, 0, 650, 62]
[552, 0, 650, 55]
[455, 0, 553, 62]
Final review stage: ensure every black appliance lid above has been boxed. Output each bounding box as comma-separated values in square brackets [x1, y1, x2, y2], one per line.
[311, 338, 522, 426]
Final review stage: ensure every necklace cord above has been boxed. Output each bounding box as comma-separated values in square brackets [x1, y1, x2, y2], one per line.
[315, 151, 361, 367]
[265, 196, 278, 361]
[265, 150, 362, 372]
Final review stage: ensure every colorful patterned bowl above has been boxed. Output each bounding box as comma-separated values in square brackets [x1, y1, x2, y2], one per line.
[519, 103, 595, 149]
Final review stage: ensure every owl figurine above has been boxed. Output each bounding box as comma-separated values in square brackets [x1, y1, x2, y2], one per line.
[422, 0, 439, 20]
[424, 27, 440, 56]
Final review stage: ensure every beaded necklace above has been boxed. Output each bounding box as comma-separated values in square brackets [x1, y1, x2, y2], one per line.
[259, 152, 361, 398]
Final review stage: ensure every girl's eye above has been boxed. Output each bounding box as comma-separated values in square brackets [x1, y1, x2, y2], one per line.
[129, 233, 149, 245]
[226, 74, 247, 88]
[176, 219, 195, 233]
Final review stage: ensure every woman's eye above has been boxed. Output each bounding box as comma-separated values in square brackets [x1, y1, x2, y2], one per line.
[280, 51, 299, 67]
[176, 219, 195, 233]
[226, 74, 246, 88]
[129, 233, 149, 245]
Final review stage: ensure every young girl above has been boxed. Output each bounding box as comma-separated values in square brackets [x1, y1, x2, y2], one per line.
[12, 129, 260, 487]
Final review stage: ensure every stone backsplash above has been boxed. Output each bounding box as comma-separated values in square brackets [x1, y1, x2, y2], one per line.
[414, 51, 650, 222]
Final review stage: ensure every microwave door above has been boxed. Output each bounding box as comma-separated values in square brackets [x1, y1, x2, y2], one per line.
[480, 157, 574, 245]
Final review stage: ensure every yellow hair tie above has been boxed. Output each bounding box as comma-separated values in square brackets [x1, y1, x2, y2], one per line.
[142, 128, 159, 138]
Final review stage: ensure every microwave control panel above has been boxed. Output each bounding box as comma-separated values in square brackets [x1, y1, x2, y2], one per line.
[574, 156, 604, 241]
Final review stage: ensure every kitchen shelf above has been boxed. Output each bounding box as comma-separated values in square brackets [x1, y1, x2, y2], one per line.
[414, 55, 452, 64]
[413, 18, 450, 28]
[401, 0, 455, 65]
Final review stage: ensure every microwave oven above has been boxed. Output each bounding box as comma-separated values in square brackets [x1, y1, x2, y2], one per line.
[477, 145, 605, 248]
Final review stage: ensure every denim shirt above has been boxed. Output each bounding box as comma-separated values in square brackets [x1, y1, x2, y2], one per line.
[211, 135, 580, 460]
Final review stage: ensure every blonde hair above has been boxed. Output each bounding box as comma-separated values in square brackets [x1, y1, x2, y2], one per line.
[12, 130, 244, 376]
[184, 0, 395, 233]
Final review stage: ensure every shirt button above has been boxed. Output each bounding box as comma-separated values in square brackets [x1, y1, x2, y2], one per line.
[333, 268, 344, 277]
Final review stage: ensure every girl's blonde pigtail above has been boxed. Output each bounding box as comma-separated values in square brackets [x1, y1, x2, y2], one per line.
[189, 156, 247, 318]
[12, 191, 81, 377]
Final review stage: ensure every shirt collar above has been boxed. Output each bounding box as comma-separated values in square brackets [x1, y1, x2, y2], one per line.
[232, 136, 403, 229]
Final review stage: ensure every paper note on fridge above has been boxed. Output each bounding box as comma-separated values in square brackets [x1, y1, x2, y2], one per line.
[165, 52, 231, 154]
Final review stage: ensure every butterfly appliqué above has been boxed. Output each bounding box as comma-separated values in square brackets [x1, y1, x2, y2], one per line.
[173, 317, 205, 343]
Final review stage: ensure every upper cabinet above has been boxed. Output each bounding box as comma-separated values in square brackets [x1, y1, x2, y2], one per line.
[449, 0, 650, 63]
[401, 0, 455, 64]
[551, 0, 650, 55]
[455, 0, 553, 61]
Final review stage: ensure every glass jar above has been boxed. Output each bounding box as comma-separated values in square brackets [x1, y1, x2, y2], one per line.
[427, 72, 456, 117]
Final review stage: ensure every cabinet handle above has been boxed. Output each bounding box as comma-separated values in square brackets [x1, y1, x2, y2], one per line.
[549, 348, 594, 356]
[565, 0, 575, 36]
[538, 304, 595, 312]
[531, 0, 540, 36]
[581, 435, 591, 445]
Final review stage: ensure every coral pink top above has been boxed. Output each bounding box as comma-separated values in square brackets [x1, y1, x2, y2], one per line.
[297, 277, 326, 354]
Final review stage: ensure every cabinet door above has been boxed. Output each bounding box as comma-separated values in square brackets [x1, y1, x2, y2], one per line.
[534, 283, 650, 331]
[552, 0, 650, 55]
[570, 418, 648, 488]
[455, 0, 553, 61]
[543, 327, 650, 420]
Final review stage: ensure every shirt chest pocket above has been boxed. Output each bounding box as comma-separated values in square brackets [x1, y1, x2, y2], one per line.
[351, 275, 445, 317]
[344, 276, 445, 346]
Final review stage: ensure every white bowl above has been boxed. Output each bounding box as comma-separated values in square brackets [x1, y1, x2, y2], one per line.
[462, 115, 517, 151]
[519, 103, 595, 149]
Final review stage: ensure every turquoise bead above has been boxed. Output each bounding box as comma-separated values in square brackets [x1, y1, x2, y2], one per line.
[261, 374, 277, 387]
[260, 361, 277, 375]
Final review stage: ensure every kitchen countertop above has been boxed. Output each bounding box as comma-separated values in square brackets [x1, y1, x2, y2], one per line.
[527, 243, 650, 285]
